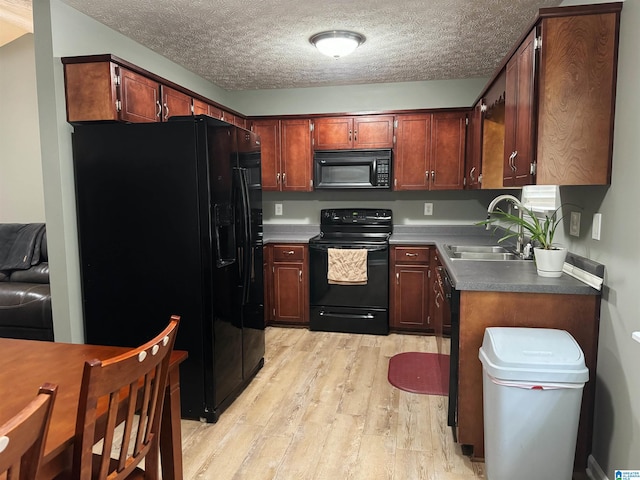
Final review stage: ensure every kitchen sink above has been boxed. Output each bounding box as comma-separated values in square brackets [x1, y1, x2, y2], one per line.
[443, 244, 522, 261]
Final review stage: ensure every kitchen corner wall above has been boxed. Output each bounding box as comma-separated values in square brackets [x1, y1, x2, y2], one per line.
[263, 190, 503, 225]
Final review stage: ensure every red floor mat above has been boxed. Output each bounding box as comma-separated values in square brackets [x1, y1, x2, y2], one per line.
[388, 352, 449, 395]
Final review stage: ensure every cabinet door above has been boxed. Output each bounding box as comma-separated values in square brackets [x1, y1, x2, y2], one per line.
[503, 28, 536, 187]
[391, 265, 431, 330]
[162, 85, 192, 121]
[281, 119, 313, 191]
[465, 103, 483, 189]
[192, 99, 209, 116]
[64, 61, 119, 122]
[393, 114, 431, 190]
[272, 263, 305, 323]
[189, 100, 224, 120]
[353, 115, 394, 149]
[251, 119, 281, 191]
[313, 117, 353, 150]
[118, 67, 161, 123]
[431, 111, 466, 190]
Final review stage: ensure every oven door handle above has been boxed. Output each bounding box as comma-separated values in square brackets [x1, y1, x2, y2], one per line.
[309, 243, 388, 253]
[319, 311, 375, 319]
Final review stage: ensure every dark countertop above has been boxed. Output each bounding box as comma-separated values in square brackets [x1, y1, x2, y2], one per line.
[264, 224, 602, 296]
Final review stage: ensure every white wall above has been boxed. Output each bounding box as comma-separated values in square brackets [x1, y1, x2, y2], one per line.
[0, 34, 45, 222]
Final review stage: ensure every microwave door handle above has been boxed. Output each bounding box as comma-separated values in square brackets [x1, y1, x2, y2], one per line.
[371, 158, 377, 186]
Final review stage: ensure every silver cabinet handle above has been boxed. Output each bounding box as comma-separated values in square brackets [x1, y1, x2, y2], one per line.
[163, 103, 169, 120]
[470, 166, 476, 182]
[435, 292, 442, 308]
[396, 272, 400, 284]
[405, 252, 419, 257]
[299, 269, 302, 282]
[284, 250, 295, 255]
[276, 173, 281, 184]
[349, 130, 352, 142]
[282, 173, 286, 185]
[431, 170, 435, 182]
[509, 151, 518, 172]
[156, 101, 162, 118]
[354, 129, 357, 141]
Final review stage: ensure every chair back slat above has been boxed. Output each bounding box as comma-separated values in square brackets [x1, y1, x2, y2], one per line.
[0, 383, 57, 480]
[72, 316, 179, 480]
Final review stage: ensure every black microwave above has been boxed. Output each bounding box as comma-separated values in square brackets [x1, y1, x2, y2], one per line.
[313, 149, 392, 189]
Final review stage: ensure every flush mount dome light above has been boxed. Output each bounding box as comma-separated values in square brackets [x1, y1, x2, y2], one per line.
[310, 30, 366, 58]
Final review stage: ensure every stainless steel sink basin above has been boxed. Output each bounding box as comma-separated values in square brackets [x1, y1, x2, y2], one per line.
[443, 244, 522, 261]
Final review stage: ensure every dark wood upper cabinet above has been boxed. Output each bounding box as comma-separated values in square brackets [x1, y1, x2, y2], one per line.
[498, 5, 621, 186]
[535, 10, 619, 185]
[313, 115, 394, 150]
[465, 101, 483, 189]
[251, 118, 313, 192]
[503, 28, 537, 187]
[430, 111, 467, 190]
[62, 55, 245, 127]
[161, 85, 192, 121]
[394, 111, 466, 191]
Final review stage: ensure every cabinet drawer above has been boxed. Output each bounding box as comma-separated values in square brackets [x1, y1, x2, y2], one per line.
[395, 246, 430, 264]
[272, 245, 305, 262]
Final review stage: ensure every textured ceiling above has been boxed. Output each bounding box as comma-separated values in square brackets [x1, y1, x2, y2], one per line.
[59, 0, 562, 91]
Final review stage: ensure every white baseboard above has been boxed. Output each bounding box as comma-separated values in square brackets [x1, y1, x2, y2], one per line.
[587, 455, 609, 480]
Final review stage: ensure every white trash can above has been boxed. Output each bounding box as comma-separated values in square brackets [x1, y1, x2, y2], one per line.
[478, 327, 588, 480]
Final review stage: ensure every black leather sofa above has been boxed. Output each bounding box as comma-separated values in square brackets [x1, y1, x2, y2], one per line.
[0, 224, 54, 341]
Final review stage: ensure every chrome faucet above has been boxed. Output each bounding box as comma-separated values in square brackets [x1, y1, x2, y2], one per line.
[486, 194, 527, 257]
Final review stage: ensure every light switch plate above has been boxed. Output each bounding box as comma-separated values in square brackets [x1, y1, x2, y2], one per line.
[424, 203, 433, 216]
[275, 203, 283, 216]
[569, 211, 581, 237]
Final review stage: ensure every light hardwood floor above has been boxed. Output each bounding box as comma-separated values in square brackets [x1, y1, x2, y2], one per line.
[179, 327, 486, 479]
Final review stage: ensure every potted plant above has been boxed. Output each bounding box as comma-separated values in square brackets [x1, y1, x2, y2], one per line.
[479, 205, 568, 277]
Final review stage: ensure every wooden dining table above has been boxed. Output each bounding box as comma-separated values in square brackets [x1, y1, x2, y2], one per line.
[0, 338, 188, 480]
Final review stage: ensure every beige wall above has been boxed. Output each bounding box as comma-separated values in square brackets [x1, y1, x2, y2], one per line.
[0, 34, 45, 222]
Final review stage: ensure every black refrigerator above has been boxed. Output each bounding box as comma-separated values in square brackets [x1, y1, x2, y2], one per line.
[71, 116, 265, 422]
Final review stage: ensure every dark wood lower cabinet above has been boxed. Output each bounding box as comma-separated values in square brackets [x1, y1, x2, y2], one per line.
[265, 244, 309, 325]
[456, 290, 600, 474]
[389, 246, 433, 332]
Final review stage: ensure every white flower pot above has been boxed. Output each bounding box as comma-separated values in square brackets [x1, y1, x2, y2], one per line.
[533, 247, 567, 277]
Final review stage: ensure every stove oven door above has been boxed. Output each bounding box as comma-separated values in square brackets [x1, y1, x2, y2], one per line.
[309, 242, 389, 335]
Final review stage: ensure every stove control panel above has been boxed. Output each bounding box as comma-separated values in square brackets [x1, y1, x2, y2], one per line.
[321, 208, 393, 225]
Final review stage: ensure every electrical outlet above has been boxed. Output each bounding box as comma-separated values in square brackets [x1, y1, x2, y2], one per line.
[569, 211, 581, 237]
[424, 203, 433, 216]
[275, 203, 283, 216]
[592, 213, 602, 240]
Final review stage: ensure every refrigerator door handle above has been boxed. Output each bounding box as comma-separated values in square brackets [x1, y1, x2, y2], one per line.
[234, 167, 252, 304]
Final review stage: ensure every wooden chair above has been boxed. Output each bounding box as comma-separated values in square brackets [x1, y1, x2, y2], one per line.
[0, 383, 57, 480]
[71, 316, 180, 480]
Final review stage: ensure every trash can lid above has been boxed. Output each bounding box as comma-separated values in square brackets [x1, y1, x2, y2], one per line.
[478, 327, 588, 383]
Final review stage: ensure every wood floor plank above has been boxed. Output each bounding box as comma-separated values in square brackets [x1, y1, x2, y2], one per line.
[350, 434, 396, 480]
[338, 345, 380, 416]
[231, 434, 292, 480]
[312, 413, 365, 480]
[397, 391, 434, 453]
[273, 422, 332, 480]
[363, 352, 399, 436]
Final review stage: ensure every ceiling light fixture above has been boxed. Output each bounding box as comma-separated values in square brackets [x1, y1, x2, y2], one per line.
[309, 30, 366, 58]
